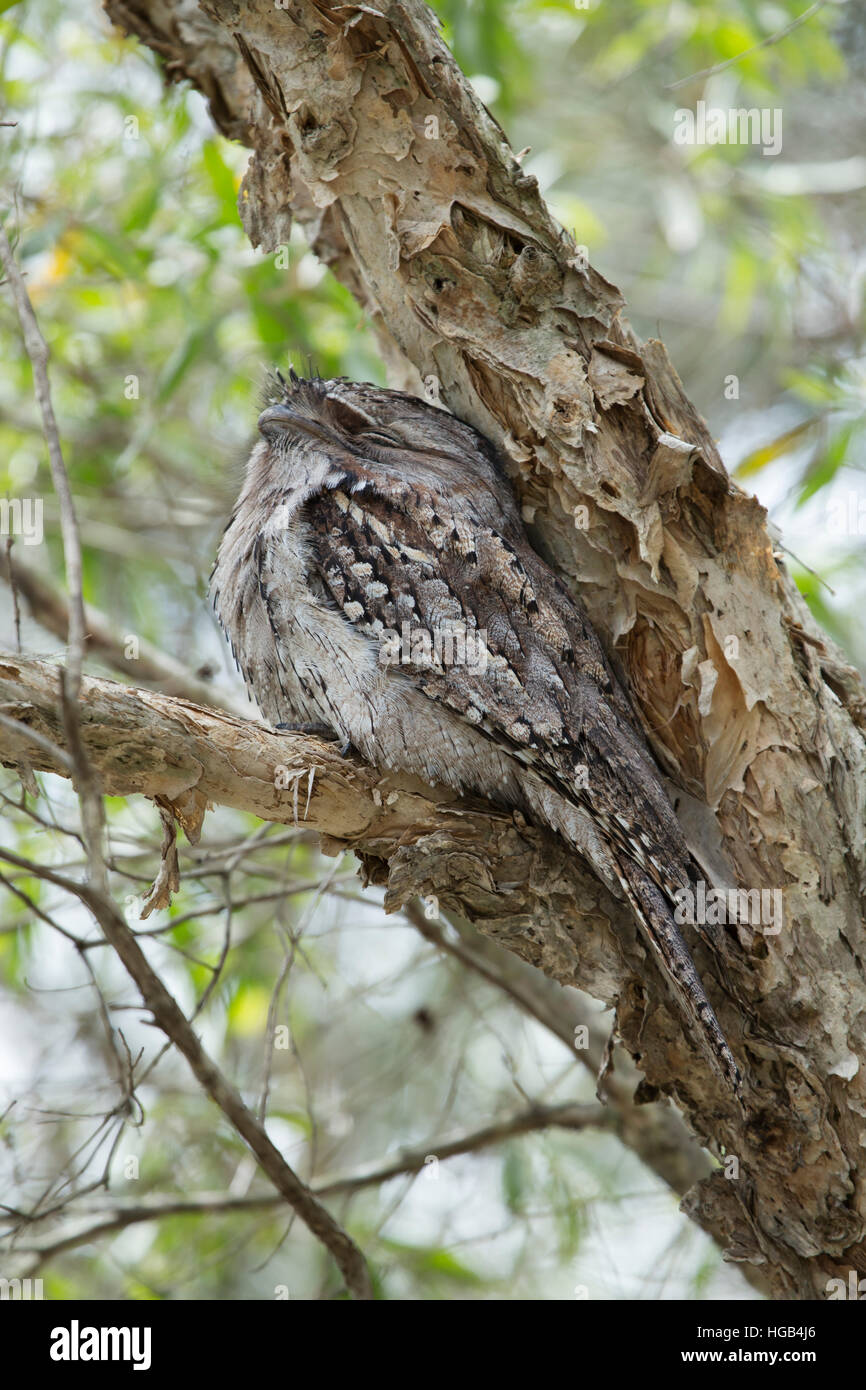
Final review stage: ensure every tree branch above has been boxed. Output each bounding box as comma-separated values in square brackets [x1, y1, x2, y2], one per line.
[1, 551, 246, 713]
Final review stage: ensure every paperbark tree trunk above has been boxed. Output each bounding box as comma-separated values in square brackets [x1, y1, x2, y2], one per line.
[22, 0, 860, 1297]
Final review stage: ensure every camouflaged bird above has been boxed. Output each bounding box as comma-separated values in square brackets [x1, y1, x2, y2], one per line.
[211, 370, 741, 1096]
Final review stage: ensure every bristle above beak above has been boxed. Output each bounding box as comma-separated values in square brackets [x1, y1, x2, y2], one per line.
[257, 403, 340, 446]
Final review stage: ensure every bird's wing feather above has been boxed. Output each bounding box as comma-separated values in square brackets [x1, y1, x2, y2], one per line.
[302, 462, 742, 1093]
[303, 460, 691, 895]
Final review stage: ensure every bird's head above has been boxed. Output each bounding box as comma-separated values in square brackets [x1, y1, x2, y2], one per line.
[257, 368, 507, 495]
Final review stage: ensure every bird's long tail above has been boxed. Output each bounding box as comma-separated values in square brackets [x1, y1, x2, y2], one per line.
[617, 855, 742, 1097]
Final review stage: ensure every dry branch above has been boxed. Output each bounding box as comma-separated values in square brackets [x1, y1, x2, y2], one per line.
[1, 550, 245, 712]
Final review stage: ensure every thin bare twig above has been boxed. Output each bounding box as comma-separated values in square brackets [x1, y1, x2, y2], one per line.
[666, 1, 825, 90]
[0, 219, 105, 889]
[11, 1100, 606, 1271]
[4, 539, 22, 651]
[0, 844, 373, 1299]
[0, 708, 75, 774]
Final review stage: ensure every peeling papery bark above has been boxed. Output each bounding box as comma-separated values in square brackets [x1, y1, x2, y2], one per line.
[67, 0, 865, 1297]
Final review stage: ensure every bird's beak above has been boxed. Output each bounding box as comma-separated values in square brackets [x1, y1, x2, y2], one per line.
[257, 405, 341, 445]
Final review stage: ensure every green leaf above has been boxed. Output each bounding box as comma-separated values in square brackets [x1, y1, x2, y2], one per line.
[796, 421, 857, 508]
[423, 1248, 483, 1284]
[735, 419, 815, 478]
[781, 370, 838, 408]
[502, 1143, 527, 1213]
[201, 139, 239, 221]
[155, 323, 213, 402]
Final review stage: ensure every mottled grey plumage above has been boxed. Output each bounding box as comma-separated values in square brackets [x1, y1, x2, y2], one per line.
[211, 370, 741, 1096]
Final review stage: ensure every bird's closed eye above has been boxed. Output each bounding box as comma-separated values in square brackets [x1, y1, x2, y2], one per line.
[359, 428, 402, 448]
[325, 396, 404, 448]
